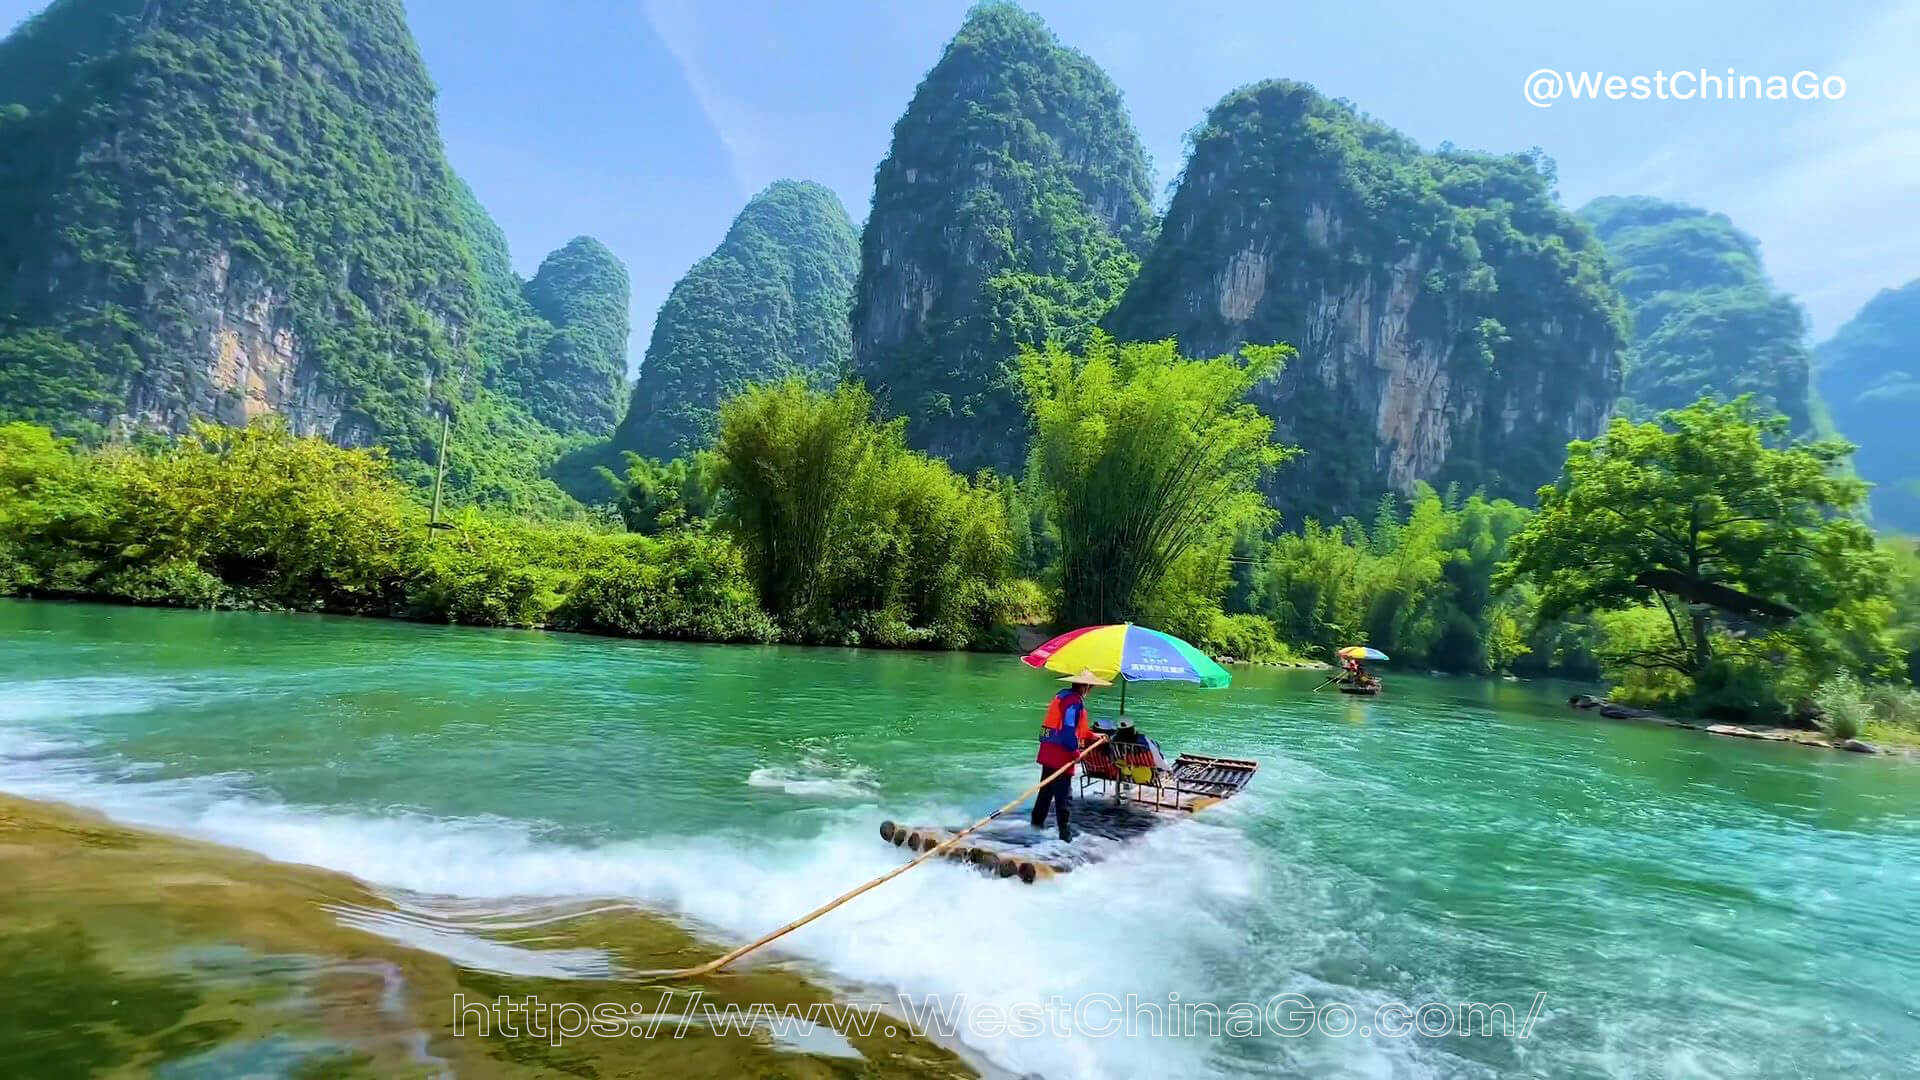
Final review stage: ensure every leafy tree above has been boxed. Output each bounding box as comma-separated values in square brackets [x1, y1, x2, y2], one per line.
[0, 421, 115, 593]
[1497, 397, 1891, 699]
[1250, 484, 1540, 672]
[1021, 333, 1294, 628]
[1890, 538, 1920, 685]
[605, 453, 715, 535]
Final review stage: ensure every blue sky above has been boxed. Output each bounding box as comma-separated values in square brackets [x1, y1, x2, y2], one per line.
[5, 0, 1915, 375]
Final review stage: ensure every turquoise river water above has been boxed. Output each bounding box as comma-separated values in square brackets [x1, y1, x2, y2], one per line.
[2, 600, 1917, 1078]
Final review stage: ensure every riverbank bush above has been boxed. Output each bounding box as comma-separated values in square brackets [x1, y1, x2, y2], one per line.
[710, 378, 1018, 647]
[1813, 673, 1872, 740]
[1811, 674, 1920, 746]
[0, 420, 795, 644]
[552, 531, 777, 642]
[1248, 486, 1545, 673]
[9, 388, 1914, 685]
[1199, 612, 1299, 664]
[1021, 334, 1294, 629]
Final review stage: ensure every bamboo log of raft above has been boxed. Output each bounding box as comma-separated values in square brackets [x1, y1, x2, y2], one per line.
[881, 823, 1063, 884]
[636, 735, 1112, 981]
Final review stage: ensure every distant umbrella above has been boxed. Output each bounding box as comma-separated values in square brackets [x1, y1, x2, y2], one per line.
[1336, 646, 1389, 662]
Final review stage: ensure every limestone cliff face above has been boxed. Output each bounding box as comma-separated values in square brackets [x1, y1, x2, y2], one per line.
[1107, 81, 1624, 520]
[0, 0, 624, 496]
[850, 2, 1156, 473]
[103, 245, 377, 447]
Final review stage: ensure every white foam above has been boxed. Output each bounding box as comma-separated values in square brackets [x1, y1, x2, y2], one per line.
[0, 728, 95, 761]
[323, 904, 618, 980]
[0, 676, 177, 724]
[0, 738, 1262, 1079]
[0, 694, 1471, 1079]
[745, 764, 876, 799]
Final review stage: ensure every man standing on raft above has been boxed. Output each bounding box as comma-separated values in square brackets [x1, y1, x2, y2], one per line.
[1033, 669, 1107, 842]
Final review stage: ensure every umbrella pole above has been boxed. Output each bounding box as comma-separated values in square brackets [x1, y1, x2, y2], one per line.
[1119, 677, 1127, 715]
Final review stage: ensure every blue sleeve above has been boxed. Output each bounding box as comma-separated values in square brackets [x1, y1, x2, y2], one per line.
[1064, 701, 1085, 729]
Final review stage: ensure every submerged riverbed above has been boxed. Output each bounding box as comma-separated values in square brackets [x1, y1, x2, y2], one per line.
[4, 600, 1918, 1078]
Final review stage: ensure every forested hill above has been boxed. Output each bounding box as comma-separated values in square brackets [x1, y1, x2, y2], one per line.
[518, 237, 631, 437]
[616, 180, 858, 461]
[1578, 196, 1815, 433]
[0, 0, 627, 510]
[1818, 279, 1920, 533]
[1107, 81, 1626, 523]
[850, 2, 1156, 473]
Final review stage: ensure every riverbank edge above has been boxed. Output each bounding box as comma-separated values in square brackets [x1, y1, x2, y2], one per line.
[0, 791, 989, 1078]
[2, 591, 1337, 670]
[1563, 694, 1919, 759]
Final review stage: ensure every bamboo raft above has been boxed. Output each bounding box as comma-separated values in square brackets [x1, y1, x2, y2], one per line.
[1338, 682, 1382, 696]
[879, 748, 1258, 885]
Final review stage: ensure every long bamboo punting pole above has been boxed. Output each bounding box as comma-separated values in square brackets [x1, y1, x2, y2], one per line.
[636, 735, 1112, 981]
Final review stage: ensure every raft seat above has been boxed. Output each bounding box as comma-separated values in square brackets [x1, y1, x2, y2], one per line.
[1077, 747, 1258, 812]
[1168, 754, 1259, 799]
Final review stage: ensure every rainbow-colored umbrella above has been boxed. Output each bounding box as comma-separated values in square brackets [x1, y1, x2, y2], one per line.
[1336, 646, 1389, 662]
[1021, 623, 1232, 690]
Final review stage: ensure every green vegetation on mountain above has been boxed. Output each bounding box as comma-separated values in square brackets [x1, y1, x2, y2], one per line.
[0, 0, 627, 514]
[1817, 278, 1920, 532]
[1108, 81, 1625, 522]
[515, 237, 631, 437]
[616, 180, 858, 460]
[1579, 196, 1815, 432]
[852, 2, 1156, 472]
